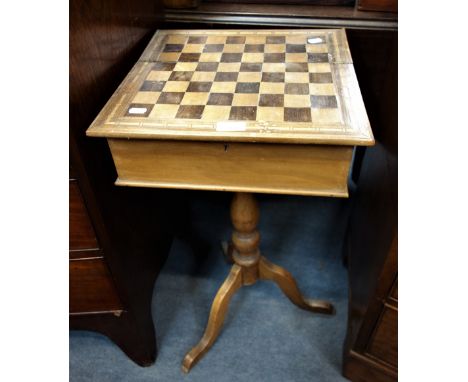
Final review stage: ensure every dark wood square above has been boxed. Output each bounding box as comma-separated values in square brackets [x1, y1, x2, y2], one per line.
[207, 93, 234, 106]
[285, 63, 308, 72]
[168, 71, 194, 81]
[179, 53, 201, 62]
[196, 62, 219, 72]
[156, 92, 185, 104]
[286, 44, 306, 53]
[214, 72, 239, 82]
[284, 107, 312, 122]
[229, 106, 257, 121]
[176, 105, 205, 119]
[308, 53, 329, 63]
[285, 83, 309, 95]
[261, 72, 284, 83]
[310, 95, 338, 108]
[163, 44, 184, 52]
[259, 94, 284, 107]
[140, 80, 166, 92]
[203, 44, 224, 53]
[240, 63, 262, 72]
[221, 53, 243, 63]
[188, 36, 207, 44]
[309, 72, 333, 83]
[226, 36, 246, 44]
[235, 82, 260, 94]
[153, 62, 176, 71]
[264, 53, 285, 63]
[266, 36, 285, 44]
[187, 82, 213, 92]
[245, 44, 264, 53]
[125, 103, 154, 117]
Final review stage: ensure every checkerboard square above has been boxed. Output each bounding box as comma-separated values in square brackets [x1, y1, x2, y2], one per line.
[240, 63, 262, 72]
[140, 80, 165, 92]
[158, 53, 180, 62]
[284, 94, 311, 107]
[162, 81, 190, 92]
[257, 107, 284, 122]
[214, 72, 239, 82]
[285, 72, 309, 83]
[163, 44, 184, 52]
[284, 107, 311, 122]
[179, 53, 201, 62]
[147, 71, 171, 81]
[242, 53, 264, 63]
[311, 108, 342, 124]
[199, 53, 222, 62]
[232, 93, 258, 107]
[235, 82, 260, 94]
[310, 95, 338, 108]
[153, 62, 176, 71]
[266, 36, 285, 44]
[210, 82, 237, 93]
[182, 44, 204, 53]
[262, 72, 284, 83]
[285, 83, 309, 95]
[207, 93, 234, 106]
[206, 36, 227, 44]
[286, 44, 306, 53]
[229, 106, 257, 120]
[309, 83, 336, 95]
[286, 53, 308, 63]
[191, 72, 216, 82]
[204, 44, 224, 52]
[168, 71, 194, 81]
[308, 63, 332, 73]
[286, 35, 305, 44]
[262, 63, 286, 73]
[196, 62, 219, 72]
[309, 73, 333, 83]
[259, 94, 284, 107]
[308, 53, 329, 63]
[265, 44, 285, 53]
[245, 44, 264, 53]
[188, 36, 207, 44]
[132, 91, 161, 104]
[259, 82, 284, 94]
[223, 44, 245, 53]
[125, 103, 154, 117]
[187, 82, 212, 92]
[173, 62, 198, 72]
[156, 92, 185, 104]
[285, 63, 308, 72]
[226, 36, 246, 44]
[181, 92, 209, 105]
[221, 53, 243, 63]
[218, 63, 241, 72]
[167, 35, 187, 44]
[264, 53, 285, 63]
[306, 44, 328, 53]
[176, 105, 205, 119]
[149, 104, 179, 119]
[245, 36, 266, 44]
[202, 105, 231, 120]
[238, 72, 262, 82]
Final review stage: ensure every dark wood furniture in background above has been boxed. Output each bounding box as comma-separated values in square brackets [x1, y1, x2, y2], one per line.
[69, 0, 175, 366]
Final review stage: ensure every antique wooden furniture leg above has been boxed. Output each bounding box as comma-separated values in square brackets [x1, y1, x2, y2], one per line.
[182, 192, 334, 373]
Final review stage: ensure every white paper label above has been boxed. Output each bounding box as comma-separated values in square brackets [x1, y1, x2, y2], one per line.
[216, 121, 247, 132]
[128, 107, 147, 114]
[308, 37, 323, 44]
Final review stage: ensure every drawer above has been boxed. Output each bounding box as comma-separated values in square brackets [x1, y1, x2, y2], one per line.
[108, 139, 353, 198]
[69, 180, 99, 251]
[366, 306, 398, 367]
[69, 258, 123, 314]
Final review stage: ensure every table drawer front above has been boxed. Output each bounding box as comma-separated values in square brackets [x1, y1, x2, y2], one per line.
[108, 139, 353, 197]
[69, 180, 99, 251]
[366, 306, 398, 367]
[69, 258, 123, 314]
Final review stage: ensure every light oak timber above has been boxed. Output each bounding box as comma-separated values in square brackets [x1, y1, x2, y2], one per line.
[108, 139, 353, 197]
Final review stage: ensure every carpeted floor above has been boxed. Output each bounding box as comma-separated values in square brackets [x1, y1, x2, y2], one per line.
[70, 192, 351, 382]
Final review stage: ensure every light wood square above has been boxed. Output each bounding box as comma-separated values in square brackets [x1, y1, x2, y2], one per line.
[257, 107, 284, 122]
[218, 63, 241, 72]
[286, 35, 306, 44]
[238, 72, 262, 82]
[166, 35, 187, 44]
[191, 71, 217, 82]
[286, 53, 308, 63]
[285, 72, 309, 83]
[149, 104, 179, 119]
[232, 93, 259, 106]
[309, 83, 336, 96]
[242, 53, 264, 63]
[223, 44, 244, 53]
[180, 92, 209, 105]
[174, 62, 198, 71]
[259, 82, 285, 94]
[265, 44, 285, 53]
[202, 105, 231, 121]
[158, 52, 180, 62]
[284, 94, 311, 107]
[162, 81, 190, 92]
[206, 36, 227, 44]
[147, 70, 171, 81]
[311, 108, 342, 124]
[306, 44, 328, 53]
[132, 91, 161, 104]
[210, 82, 237, 93]
[308, 63, 332, 73]
[245, 36, 266, 44]
[199, 53, 222, 62]
[182, 44, 204, 53]
[262, 63, 286, 73]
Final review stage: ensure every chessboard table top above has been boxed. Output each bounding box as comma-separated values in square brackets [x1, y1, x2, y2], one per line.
[87, 29, 373, 146]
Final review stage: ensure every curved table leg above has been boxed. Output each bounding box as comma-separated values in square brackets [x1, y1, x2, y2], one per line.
[182, 264, 243, 373]
[259, 256, 335, 315]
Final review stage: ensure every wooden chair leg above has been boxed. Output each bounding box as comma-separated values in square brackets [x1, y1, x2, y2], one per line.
[259, 256, 335, 315]
[182, 264, 243, 373]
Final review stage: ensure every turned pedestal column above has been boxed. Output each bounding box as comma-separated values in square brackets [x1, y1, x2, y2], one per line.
[182, 192, 334, 373]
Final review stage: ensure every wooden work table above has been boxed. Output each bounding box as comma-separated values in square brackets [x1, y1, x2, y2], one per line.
[87, 28, 373, 372]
